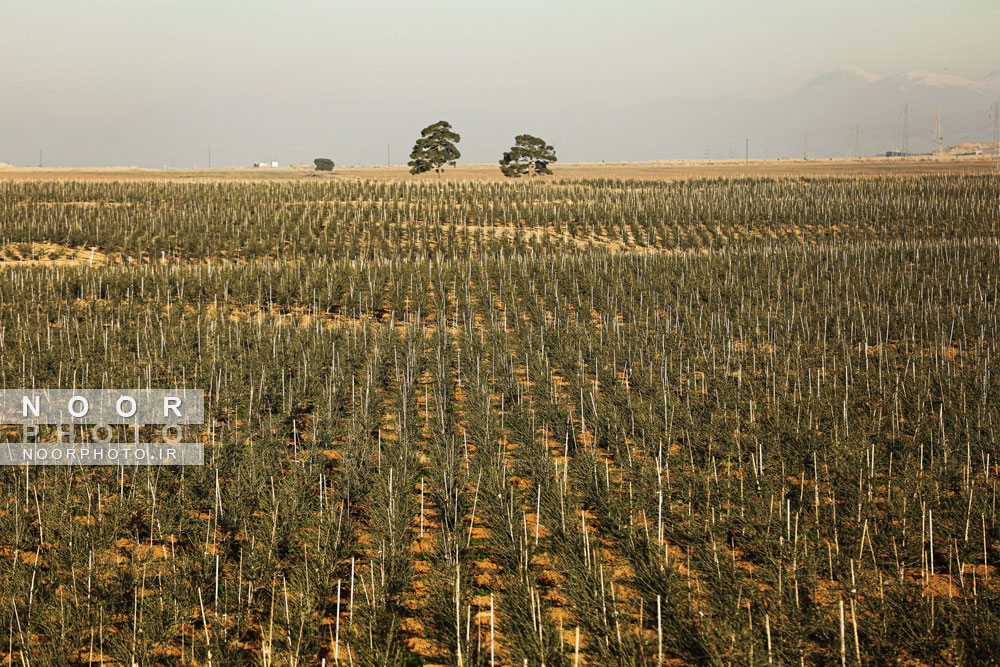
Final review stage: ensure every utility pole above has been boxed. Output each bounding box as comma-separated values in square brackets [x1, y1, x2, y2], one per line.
[933, 106, 943, 156]
[893, 127, 898, 155]
[993, 102, 1000, 171]
[745, 138, 749, 164]
[855, 125, 861, 158]
[803, 132, 809, 160]
[993, 102, 999, 155]
[903, 102, 910, 154]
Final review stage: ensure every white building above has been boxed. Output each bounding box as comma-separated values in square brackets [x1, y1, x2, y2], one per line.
[253, 161, 279, 168]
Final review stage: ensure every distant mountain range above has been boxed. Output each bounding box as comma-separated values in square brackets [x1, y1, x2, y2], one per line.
[799, 66, 1000, 96]
[554, 66, 999, 162]
[749, 67, 1000, 158]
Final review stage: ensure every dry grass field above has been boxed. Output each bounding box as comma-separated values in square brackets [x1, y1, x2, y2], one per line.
[0, 154, 996, 183]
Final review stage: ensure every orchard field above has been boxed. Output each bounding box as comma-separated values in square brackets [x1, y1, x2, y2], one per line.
[0, 174, 999, 665]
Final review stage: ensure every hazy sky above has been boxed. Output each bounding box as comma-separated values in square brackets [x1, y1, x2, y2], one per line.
[2, 0, 998, 166]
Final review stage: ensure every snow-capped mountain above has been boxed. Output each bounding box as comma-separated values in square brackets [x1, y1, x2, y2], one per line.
[512, 66, 999, 162]
[758, 67, 999, 157]
[794, 67, 998, 104]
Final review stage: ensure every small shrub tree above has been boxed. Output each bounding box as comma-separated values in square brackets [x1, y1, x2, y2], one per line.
[314, 158, 335, 172]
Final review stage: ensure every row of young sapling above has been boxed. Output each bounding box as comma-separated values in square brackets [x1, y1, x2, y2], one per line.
[1, 176, 997, 262]
[0, 219, 997, 664]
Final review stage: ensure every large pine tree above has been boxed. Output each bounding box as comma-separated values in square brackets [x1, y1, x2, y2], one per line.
[499, 134, 557, 177]
[408, 121, 462, 175]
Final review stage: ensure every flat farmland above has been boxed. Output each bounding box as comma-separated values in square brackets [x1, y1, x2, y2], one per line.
[0, 173, 998, 665]
[0, 155, 996, 183]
